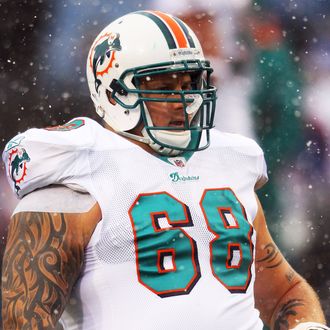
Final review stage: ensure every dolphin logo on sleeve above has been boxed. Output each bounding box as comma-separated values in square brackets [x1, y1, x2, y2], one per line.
[8, 147, 31, 193]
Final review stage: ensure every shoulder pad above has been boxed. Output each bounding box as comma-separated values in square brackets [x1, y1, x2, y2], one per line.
[2, 117, 100, 198]
[212, 130, 268, 189]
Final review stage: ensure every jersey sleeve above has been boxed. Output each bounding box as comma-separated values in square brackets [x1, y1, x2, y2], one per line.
[2, 117, 97, 199]
[254, 144, 268, 190]
[233, 133, 269, 190]
[216, 130, 269, 190]
[13, 186, 96, 215]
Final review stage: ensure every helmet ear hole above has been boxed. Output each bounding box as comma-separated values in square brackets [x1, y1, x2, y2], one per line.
[106, 89, 117, 106]
[96, 105, 105, 118]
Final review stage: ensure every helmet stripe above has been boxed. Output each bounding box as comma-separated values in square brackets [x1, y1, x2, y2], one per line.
[136, 11, 176, 49]
[136, 11, 194, 50]
[151, 11, 189, 48]
[172, 16, 196, 48]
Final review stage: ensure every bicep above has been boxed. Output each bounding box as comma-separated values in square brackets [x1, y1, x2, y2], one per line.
[2, 187, 101, 329]
[253, 194, 302, 324]
[2, 211, 84, 329]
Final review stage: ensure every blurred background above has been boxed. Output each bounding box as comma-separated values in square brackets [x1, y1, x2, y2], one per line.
[0, 0, 329, 326]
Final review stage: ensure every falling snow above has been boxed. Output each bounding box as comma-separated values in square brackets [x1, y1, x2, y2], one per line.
[0, 0, 329, 323]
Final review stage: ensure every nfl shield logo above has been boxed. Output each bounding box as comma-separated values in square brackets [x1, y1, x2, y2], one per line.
[174, 159, 185, 167]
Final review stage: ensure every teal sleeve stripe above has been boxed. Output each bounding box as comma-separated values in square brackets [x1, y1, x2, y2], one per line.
[136, 11, 177, 49]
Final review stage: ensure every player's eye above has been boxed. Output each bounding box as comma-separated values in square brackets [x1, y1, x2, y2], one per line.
[155, 85, 173, 91]
[182, 83, 192, 91]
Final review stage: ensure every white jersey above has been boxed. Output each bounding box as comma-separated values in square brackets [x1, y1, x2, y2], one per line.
[3, 117, 268, 330]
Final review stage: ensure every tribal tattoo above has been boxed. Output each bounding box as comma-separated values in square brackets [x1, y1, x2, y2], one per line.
[2, 211, 84, 329]
[274, 299, 305, 330]
[256, 242, 284, 269]
[285, 269, 296, 283]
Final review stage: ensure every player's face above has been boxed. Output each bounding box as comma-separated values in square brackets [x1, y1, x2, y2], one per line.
[139, 72, 193, 130]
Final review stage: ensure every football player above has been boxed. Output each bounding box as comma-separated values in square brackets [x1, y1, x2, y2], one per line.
[2, 10, 328, 330]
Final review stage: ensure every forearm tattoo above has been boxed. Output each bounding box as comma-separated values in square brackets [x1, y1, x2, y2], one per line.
[256, 242, 283, 269]
[274, 299, 305, 330]
[2, 212, 84, 329]
[285, 269, 296, 283]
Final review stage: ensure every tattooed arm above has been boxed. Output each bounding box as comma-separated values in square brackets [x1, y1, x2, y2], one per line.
[253, 194, 326, 330]
[1, 187, 101, 329]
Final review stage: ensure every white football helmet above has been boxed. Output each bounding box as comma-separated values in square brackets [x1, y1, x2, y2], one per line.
[86, 10, 217, 156]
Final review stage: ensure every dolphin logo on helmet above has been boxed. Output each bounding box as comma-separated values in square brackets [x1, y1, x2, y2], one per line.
[91, 33, 122, 92]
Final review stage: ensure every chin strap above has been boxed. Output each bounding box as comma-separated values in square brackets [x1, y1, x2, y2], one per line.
[141, 128, 190, 156]
[117, 102, 191, 156]
[140, 105, 191, 156]
[290, 322, 329, 330]
[117, 129, 184, 156]
[116, 130, 150, 144]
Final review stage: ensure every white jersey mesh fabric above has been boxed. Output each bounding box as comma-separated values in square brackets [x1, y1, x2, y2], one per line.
[3, 118, 267, 330]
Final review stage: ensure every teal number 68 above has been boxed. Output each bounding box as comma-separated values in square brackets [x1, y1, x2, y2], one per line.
[129, 188, 254, 298]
